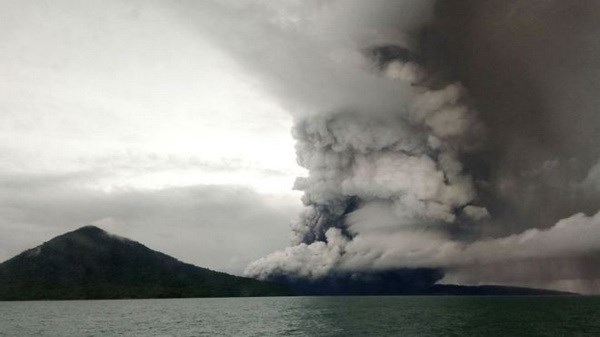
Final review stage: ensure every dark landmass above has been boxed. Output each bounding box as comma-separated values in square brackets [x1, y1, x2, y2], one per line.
[0, 226, 574, 301]
[269, 271, 575, 296]
[0, 226, 292, 300]
[270, 269, 445, 296]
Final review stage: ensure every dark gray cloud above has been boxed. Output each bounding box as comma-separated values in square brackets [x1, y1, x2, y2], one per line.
[427, 0, 600, 236]
[0, 172, 299, 274]
[173, 0, 434, 117]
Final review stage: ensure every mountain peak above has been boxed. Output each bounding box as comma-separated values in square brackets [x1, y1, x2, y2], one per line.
[64, 225, 114, 240]
[72, 225, 106, 234]
[35, 225, 131, 256]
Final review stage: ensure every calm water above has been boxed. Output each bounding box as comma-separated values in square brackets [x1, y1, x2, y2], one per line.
[1, 296, 599, 336]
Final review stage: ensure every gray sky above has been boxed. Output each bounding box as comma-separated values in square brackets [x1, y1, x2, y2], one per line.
[0, 0, 304, 274]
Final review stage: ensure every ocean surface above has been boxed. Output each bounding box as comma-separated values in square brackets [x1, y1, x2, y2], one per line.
[1, 296, 598, 336]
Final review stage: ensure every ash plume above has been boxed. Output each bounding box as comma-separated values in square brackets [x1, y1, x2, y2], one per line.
[185, 0, 600, 293]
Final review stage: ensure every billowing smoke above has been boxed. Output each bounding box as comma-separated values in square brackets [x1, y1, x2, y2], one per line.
[183, 0, 600, 293]
[246, 52, 489, 279]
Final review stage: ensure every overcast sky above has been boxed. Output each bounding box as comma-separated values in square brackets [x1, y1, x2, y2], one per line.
[0, 0, 305, 274]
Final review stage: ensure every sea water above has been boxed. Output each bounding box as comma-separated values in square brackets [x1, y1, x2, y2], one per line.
[1, 296, 598, 336]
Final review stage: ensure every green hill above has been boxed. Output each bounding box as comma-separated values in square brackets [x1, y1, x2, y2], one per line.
[0, 226, 293, 300]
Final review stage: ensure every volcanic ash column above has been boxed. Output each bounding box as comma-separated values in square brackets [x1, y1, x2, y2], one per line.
[246, 44, 488, 280]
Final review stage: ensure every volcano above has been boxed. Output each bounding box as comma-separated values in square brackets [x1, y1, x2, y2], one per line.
[0, 226, 292, 300]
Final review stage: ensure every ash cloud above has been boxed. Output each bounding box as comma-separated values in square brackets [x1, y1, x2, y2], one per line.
[183, 0, 600, 293]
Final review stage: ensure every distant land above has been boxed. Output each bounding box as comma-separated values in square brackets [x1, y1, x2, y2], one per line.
[0, 226, 573, 301]
[271, 271, 574, 296]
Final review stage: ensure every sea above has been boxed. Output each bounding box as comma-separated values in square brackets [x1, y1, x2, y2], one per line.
[1, 296, 598, 336]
